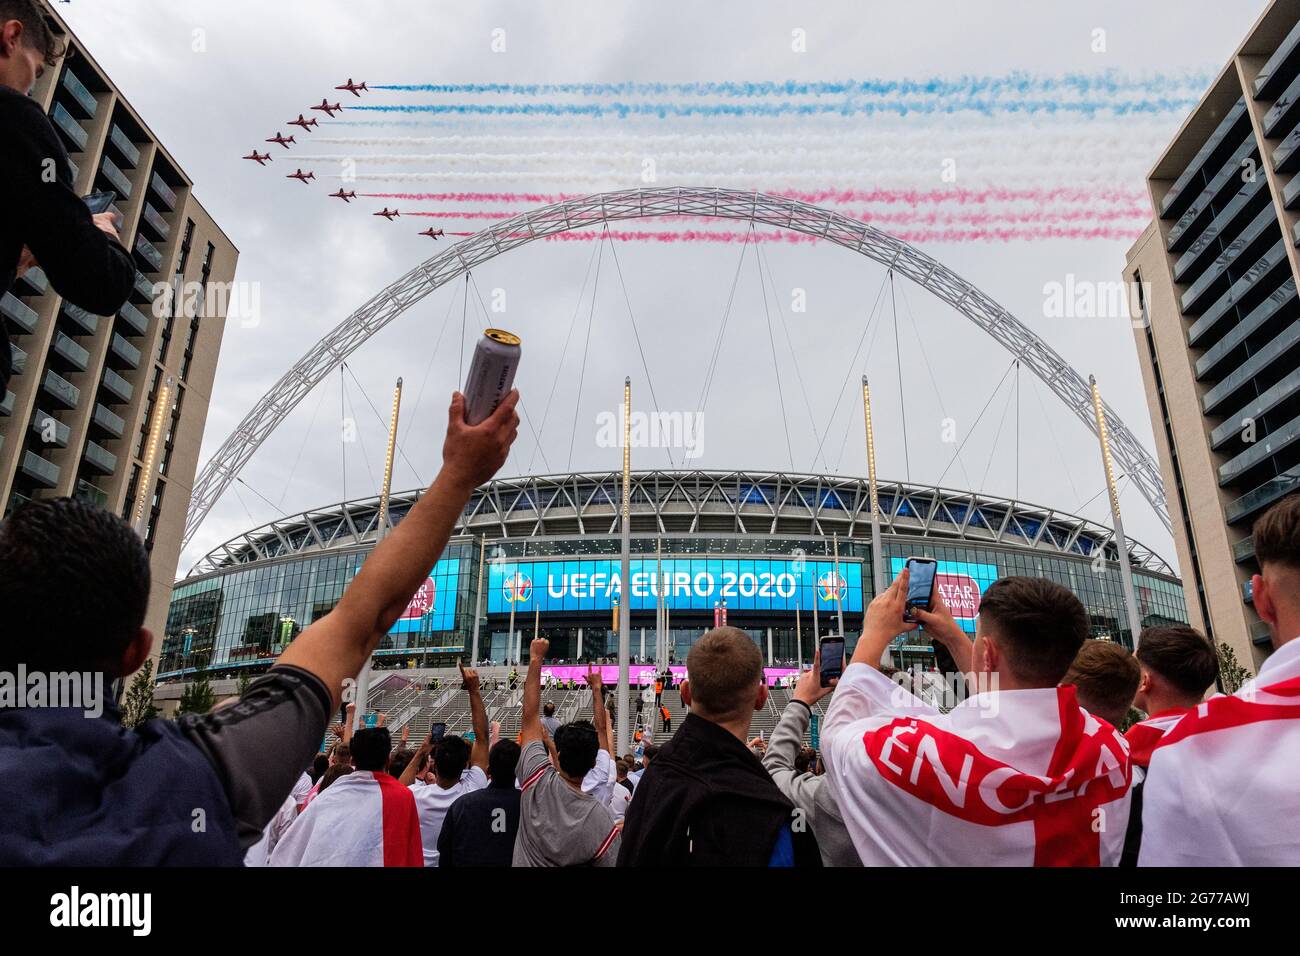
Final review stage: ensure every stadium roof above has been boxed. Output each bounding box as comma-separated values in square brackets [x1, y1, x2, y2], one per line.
[186, 470, 1176, 579]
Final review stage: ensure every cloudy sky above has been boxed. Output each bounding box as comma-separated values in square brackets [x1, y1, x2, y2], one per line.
[60, 0, 1266, 577]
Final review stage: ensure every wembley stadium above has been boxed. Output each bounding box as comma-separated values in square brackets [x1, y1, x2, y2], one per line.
[159, 469, 1189, 683]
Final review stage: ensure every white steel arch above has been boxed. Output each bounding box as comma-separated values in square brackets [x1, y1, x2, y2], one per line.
[184, 186, 1169, 550]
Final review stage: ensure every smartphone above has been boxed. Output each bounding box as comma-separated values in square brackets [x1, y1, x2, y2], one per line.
[428, 722, 447, 746]
[903, 557, 938, 623]
[819, 635, 845, 688]
[82, 190, 116, 215]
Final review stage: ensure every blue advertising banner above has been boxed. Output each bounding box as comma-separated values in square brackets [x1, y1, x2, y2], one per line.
[888, 557, 1000, 634]
[486, 556, 863, 615]
[370, 557, 461, 634]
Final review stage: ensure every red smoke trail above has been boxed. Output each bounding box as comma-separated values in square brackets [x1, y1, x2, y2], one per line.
[435, 226, 1147, 243]
[405, 206, 1148, 225]
[362, 186, 1149, 207]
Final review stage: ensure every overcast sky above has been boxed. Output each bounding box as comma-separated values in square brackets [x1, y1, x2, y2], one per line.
[60, 0, 1267, 577]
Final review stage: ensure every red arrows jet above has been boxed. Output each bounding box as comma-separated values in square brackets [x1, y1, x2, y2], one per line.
[330, 189, 357, 202]
[419, 227, 445, 239]
[311, 99, 343, 118]
[243, 151, 272, 165]
[336, 78, 368, 97]
[288, 114, 319, 132]
[373, 207, 400, 221]
[266, 132, 295, 149]
[286, 168, 315, 184]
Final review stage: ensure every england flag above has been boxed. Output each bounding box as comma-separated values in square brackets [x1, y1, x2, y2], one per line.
[822, 663, 1132, 866]
[1138, 638, 1300, 866]
[269, 770, 423, 867]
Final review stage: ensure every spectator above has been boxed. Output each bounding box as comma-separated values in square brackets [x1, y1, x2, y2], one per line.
[244, 767, 315, 867]
[1140, 495, 1300, 866]
[626, 744, 657, 790]
[608, 760, 633, 822]
[761, 648, 861, 867]
[437, 740, 521, 867]
[823, 571, 1132, 866]
[270, 728, 422, 866]
[541, 701, 561, 739]
[580, 672, 617, 804]
[400, 662, 489, 866]
[0, 0, 135, 395]
[619, 627, 821, 866]
[1117, 624, 1218, 866]
[1061, 639, 1141, 727]
[514, 638, 620, 867]
[659, 703, 672, 735]
[0, 391, 518, 865]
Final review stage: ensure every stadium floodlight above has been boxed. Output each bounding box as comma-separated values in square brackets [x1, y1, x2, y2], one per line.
[1090, 375, 1142, 647]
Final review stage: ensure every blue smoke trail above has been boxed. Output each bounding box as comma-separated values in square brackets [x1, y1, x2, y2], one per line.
[370, 72, 1210, 98]
[351, 98, 1197, 118]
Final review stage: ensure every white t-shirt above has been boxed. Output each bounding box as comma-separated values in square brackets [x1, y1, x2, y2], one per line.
[581, 750, 616, 804]
[412, 766, 488, 867]
[608, 779, 633, 822]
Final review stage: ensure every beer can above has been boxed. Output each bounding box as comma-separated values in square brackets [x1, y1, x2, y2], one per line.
[463, 328, 521, 425]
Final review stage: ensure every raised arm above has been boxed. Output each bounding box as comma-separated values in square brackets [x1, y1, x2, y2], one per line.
[276, 392, 519, 710]
[912, 591, 975, 688]
[521, 637, 550, 746]
[586, 665, 611, 756]
[461, 661, 489, 771]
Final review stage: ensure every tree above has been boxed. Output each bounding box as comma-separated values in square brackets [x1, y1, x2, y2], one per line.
[1216, 642, 1253, 695]
[120, 659, 158, 728]
[176, 653, 216, 717]
[236, 671, 251, 698]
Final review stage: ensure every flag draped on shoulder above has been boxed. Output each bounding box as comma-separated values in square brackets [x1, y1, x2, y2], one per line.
[269, 770, 423, 867]
[1139, 639, 1300, 867]
[821, 663, 1132, 866]
[1123, 709, 1188, 771]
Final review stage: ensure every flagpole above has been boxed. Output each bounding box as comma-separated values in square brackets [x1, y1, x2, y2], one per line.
[470, 534, 485, 665]
[655, 537, 664, 667]
[834, 532, 844, 637]
[617, 377, 632, 753]
[863, 377, 885, 595]
[352, 377, 403, 730]
[1089, 375, 1143, 648]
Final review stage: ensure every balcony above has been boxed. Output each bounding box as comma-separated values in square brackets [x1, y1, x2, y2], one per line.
[1219, 411, 1300, 486]
[66, 156, 79, 185]
[1, 292, 38, 334]
[149, 172, 177, 211]
[82, 440, 118, 476]
[1196, 277, 1296, 380]
[100, 367, 133, 404]
[1211, 367, 1300, 451]
[99, 156, 133, 198]
[1187, 240, 1288, 344]
[74, 479, 108, 509]
[52, 332, 89, 373]
[134, 234, 163, 273]
[119, 301, 150, 336]
[1165, 138, 1258, 253]
[109, 333, 141, 369]
[1160, 99, 1248, 219]
[42, 369, 80, 409]
[16, 266, 47, 296]
[59, 69, 97, 119]
[30, 410, 69, 449]
[1202, 319, 1300, 414]
[132, 271, 156, 302]
[1226, 466, 1300, 525]
[1254, 19, 1300, 99]
[0, 390, 13, 417]
[91, 403, 125, 439]
[140, 203, 170, 241]
[20, 452, 60, 489]
[108, 125, 140, 168]
[1233, 535, 1255, 564]
[1179, 204, 1281, 314]
[50, 102, 88, 152]
[9, 342, 26, 377]
[61, 302, 98, 336]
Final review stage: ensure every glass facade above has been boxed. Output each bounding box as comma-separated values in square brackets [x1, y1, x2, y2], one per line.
[162, 531, 1185, 681]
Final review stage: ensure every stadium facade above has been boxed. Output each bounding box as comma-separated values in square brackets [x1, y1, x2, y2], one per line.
[161, 470, 1188, 682]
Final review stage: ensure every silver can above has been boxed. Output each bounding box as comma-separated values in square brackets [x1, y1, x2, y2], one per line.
[463, 328, 521, 425]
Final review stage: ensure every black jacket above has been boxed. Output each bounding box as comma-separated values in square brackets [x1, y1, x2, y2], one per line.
[1, 84, 134, 392]
[618, 713, 821, 867]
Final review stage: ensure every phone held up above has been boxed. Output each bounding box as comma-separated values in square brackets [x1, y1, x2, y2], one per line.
[818, 634, 845, 688]
[902, 556, 937, 624]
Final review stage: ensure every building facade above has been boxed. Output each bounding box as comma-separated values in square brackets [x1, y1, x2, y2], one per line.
[1125, 0, 1300, 669]
[162, 471, 1188, 682]
[0, 2, 237, 650]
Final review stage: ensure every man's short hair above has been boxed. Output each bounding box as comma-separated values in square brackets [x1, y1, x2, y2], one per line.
[977, 576, 1089, 686]
[1253, 493, 1300, 573]
[330, 741, 352, 765]
[1135, 625, 1218, 699]
[350, 727, 391, 772]
[1062, 639, 1141, 726]
[615, 759, 629, 777]
[543, 702, 555, 717]
[487, 739, 520, 785]
[0, 498, 150, 674]
[433, 735, 471, 781]
[553, 720, 599, 778]
[685, 627, 763, 720]
[642, 744, 659, 764]
[0, 0, 67, 66]
[388, 749, 414, 781]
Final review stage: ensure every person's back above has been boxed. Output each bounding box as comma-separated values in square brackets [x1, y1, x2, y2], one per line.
[437, 740, 521, 867]
[823, 573, 1132, 866]
[619, 628, 819, 867]
[410, 734, 486, 866]
[1140, 496, 1300, 866]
